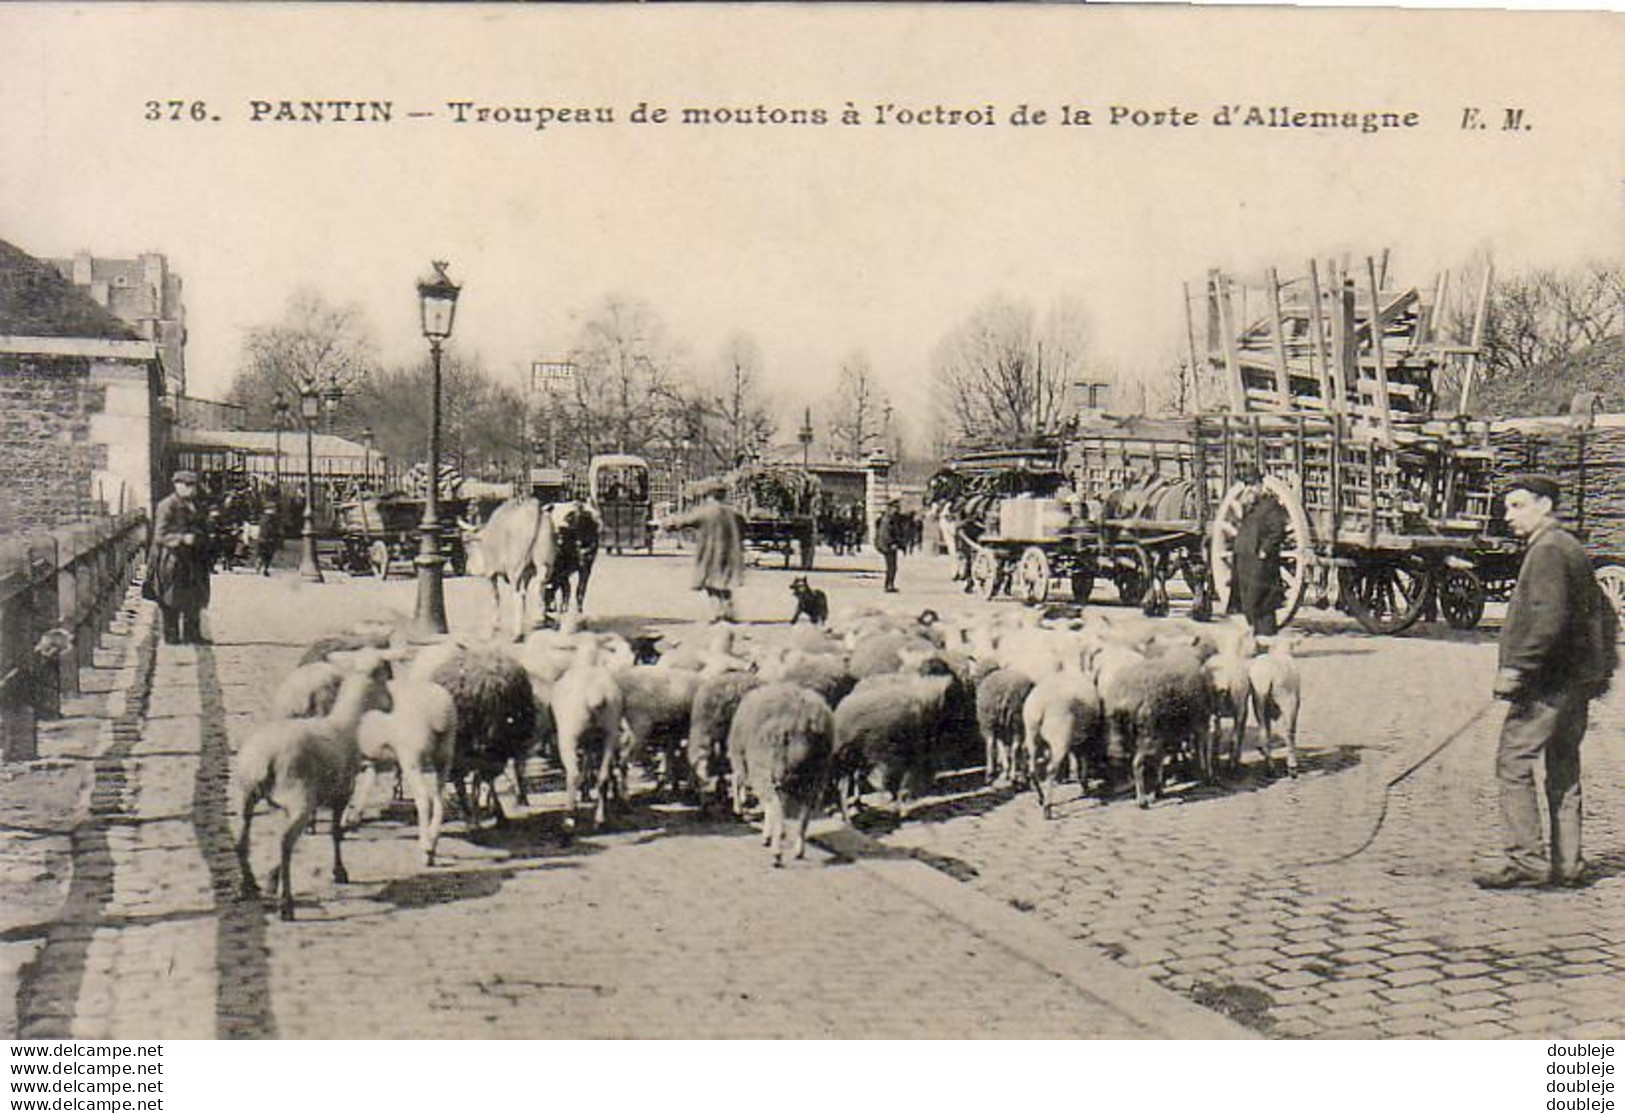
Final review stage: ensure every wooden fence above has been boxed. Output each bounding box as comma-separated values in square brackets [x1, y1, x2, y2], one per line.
[0, 512, 147, 761]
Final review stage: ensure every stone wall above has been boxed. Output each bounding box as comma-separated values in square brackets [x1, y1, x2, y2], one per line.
[0, 350, 162, 537]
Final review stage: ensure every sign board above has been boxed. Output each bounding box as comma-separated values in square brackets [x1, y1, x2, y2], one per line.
[531, 360, 576, 396]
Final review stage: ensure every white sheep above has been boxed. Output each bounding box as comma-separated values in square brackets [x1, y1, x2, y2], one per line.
[351, 679, 459, 867]
[234, 652, 393, 920]
[727, 683, 834, 867]
[1202, 617, 1258, 778]
[550, 640, 625, 830]
[1021, 660, 1102, 819]
[1248, 636, 1303, 778]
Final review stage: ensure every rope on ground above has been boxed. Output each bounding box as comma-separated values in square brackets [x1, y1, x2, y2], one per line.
[1293, 697, 1500, 868]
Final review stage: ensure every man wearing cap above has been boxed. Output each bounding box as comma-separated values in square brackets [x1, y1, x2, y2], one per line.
[148, 471, 213, 645]
[1476, 474, 1615, 890]
[660, 482, 747, 622]
[874, 497, 904, 593]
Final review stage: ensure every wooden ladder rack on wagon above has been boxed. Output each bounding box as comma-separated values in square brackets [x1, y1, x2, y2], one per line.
[1192, 251, 1515, 635]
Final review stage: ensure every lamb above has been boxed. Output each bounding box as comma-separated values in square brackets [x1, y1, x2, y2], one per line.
[847, 629, 937, 680]
[726, 683, 834, 866]
[616, 665, 703, 793]
[1248, 636, 1303, 778]
[831, 670, 975, 820]
[1101, 649, 1213, 808]
[427, 644, 537, 828]
[351, 679, 458, 866]
[550, 640, 625, 830]
[687, 669, 762, 812]
[762, 648, 854, 708]
[1202, 618, 1258, 778]
[295, 619, 401, 668]
[976, 668, 1036, 785]
[659, 625, 751, 674]
[233, 652, 393, 920]
[1021, 666, 1103, 819]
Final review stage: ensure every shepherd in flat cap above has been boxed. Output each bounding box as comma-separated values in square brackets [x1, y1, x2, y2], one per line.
[1476, 473, 1618, 889]
[147, 470, 213, 645]
[659, 481, 746, 622]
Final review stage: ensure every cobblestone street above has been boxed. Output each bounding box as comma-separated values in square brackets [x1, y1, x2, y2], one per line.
[3, 547, 1621, 1039]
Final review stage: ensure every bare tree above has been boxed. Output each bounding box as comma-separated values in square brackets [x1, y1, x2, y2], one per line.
[708, 333, 777, 466]
[227, 289, 377, 428]
[826, 351, 889, 460]
[351, 349, 526, 480]
[932, 294, 1088, 445]
[564, 295, 686, 461]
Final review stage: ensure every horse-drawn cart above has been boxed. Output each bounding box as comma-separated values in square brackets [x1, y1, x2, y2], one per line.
[934, 253, 1602, 636]
[335, 495, 468, 579]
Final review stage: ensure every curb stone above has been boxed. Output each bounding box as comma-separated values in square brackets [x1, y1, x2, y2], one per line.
[812, 823, 1257, 1040]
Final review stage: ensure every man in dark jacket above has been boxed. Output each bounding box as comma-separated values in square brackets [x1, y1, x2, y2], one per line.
[149, 470, 213, 645]
[1229, 467, 1289, 635]
[1476, 475, 1614, 890]
[874, 498, 904, 593]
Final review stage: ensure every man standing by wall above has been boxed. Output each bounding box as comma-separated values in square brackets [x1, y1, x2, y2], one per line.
[875, 497, 904, 593]
[1476, 474, 1617, 890]
[148, 469, 212, 644]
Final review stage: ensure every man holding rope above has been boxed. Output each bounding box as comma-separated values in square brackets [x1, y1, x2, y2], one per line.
[1475, 475, 1617, 891]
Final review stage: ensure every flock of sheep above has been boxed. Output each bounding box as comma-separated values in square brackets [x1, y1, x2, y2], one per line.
[231, 604, 1303, 921]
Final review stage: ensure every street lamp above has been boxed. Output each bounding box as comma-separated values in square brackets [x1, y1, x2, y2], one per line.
[412, 260, 461, 638]
[272, 390, 290, 497]
[798, 407, 814, 469]
[360, 426, 375, 491]
[297, 378, 324, 582]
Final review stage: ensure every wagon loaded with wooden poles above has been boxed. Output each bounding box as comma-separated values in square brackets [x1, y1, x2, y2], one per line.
[945, 252, 1562, 636]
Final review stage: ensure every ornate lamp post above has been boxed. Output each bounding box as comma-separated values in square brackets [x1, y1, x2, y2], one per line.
[412, 261, 461, 637]
[272, 390, 290, 496]
[360, 426, 376, 491]
[297, 379, 324, 582]
[798, 407, 814, 469]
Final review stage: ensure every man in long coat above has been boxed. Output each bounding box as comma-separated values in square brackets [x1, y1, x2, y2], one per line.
[149, 470, 212, 644]
[874, 498, 904, 593]
[662, 483, 747, 622]
[1229, 469, 1289, 635]
[1476, 474, 1616, 890]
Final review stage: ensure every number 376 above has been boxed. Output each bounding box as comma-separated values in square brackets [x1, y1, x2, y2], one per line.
[144, 100, 213, 122]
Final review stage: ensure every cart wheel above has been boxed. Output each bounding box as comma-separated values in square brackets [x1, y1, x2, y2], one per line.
[1070, 568, 1095, 605]
[1437, 567, 1486, 630]
[368, 540, 390, 580]
[971, 548, 1002, 600]
[1210, 476, 1312, 629]
[1014, 547, 1053, 606]
[1597, 565, 1625, 622]
[1340, 556, 1434, 635]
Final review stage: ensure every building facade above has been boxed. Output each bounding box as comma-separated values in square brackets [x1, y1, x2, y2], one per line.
[48, 251, 186, 398]
[1, 239, 167, 535]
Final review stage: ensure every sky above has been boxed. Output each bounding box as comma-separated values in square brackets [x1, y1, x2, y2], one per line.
[1, 5, 1620, 446]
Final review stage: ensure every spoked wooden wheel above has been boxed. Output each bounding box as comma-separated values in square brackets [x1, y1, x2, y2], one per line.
[1340, 556, 1434, 635]
[1597, 565, 1625, 625]
[971, 547, 1002, 600]
[368, 539, 391, 580]
[1013, 547, 1052, 606]
[1209, 476, 1312, 629]
[1437, 566, 1486, 630]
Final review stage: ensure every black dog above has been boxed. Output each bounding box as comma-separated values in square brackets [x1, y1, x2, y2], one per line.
[789, 576, 828, 626]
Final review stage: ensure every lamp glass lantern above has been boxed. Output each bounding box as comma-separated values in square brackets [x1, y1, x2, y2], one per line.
[418, 264, 461, 342]
[299, 382, 320, 425]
